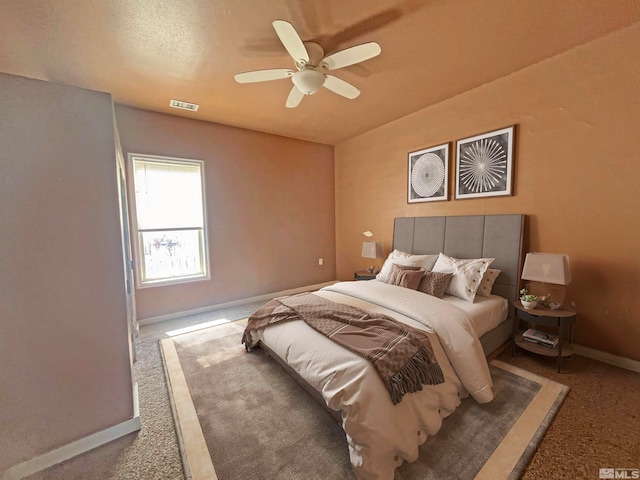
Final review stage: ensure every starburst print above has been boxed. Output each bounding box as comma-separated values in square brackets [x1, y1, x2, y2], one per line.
[458, 138, 507, 193]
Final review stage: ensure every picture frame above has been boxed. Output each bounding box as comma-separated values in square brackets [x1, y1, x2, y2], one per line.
[407, 143, 449, 203]
[455, 126, 515, 199]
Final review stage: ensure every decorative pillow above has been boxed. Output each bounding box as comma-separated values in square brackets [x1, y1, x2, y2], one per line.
[377, 250, 439, 282]
[394, 269, 425, 290]
[476, 268, 501, 298]
[417, 271, 453, 299]
[432, 253, 495, 302]
[376, 250, 411, 282]
[386, 263, 422, 285]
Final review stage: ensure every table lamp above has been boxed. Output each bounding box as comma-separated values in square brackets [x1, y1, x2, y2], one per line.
[361, 241, 384, 273]
[521, 252, 571, 306]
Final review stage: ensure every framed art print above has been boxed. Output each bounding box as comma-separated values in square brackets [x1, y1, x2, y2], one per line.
[408, 143, 449, 203]
[455, 126, 515, 199]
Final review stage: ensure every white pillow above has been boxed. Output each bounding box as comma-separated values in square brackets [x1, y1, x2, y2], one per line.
[376, 250, 439, 282]
[477, 268, 501, 298]
[376, 250, 411, 282]
[432, 253, 495, 302]
[395, 253, 439, 272]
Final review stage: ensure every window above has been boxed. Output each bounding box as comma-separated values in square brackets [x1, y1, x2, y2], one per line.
[129, 154, 209, 287]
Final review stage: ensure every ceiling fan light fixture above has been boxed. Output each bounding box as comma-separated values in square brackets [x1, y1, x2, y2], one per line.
[292, 69, 325, 95]
[234, 20, 380, 108]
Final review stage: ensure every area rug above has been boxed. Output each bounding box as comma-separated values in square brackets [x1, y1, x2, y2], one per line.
[160, 321, 568, 480]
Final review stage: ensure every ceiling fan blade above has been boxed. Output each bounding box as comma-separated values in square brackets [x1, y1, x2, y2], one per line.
[272, 20, 309, 63]
[286, 85, 305, 108]
[323, 75, 360, 99]
[322, 42, 381, 70]
[234, 69, 293, 83]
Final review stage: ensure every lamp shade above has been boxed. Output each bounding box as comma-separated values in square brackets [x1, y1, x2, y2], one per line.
[361, 241, 384, 259]
[521, 252, 571, 285]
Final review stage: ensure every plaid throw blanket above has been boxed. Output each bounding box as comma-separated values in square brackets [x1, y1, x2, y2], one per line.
[242, 293, 444, 405]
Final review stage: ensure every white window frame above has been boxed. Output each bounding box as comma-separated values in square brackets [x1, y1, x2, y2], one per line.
[128, 153, 210, 288]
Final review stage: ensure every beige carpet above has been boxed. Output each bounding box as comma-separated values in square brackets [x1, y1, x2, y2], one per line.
[160, 321, 569, 480]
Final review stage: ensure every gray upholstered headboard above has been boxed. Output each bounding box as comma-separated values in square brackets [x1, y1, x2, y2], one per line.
[393, 214, 524, 318]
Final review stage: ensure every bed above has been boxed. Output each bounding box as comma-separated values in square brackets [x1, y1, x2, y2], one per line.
[243, 214, 524, 480]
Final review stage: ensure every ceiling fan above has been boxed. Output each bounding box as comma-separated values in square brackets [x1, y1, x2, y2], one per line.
[234, 20, 381, 108]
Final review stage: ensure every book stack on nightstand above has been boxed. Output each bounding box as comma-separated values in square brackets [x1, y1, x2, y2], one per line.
[522, 328, 559, 348]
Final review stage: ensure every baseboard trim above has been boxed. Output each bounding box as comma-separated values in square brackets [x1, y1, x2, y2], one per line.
[138, 281, 338, 326]
[573, 343, 640, 373]
[3, 395, 141, 480]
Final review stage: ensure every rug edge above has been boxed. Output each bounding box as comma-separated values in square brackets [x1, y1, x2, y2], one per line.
[159, 337, 219, 480]
[475, 359, 570, 480]
[159, 338, 193, 480]
[508, 382, 569, 480]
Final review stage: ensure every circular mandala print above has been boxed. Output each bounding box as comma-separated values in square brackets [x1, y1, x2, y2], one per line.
[459, 138, 507, 193]
[411, 153, 445, 198]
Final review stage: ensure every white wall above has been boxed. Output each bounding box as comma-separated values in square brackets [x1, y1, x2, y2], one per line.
[0, 73, 135, 472]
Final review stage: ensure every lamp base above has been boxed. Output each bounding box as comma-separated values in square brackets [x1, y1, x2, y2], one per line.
[525, 281, 566, 307]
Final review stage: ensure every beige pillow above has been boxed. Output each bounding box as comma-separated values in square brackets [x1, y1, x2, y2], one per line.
[476, 268, 501, 297]
[393, 269, 424, 290]
[386, 263, 422, 285]
[432, 253, 495, 302]
[417, 271, 453, 299]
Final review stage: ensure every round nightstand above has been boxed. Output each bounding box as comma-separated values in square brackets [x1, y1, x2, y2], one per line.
[512, 300, 577, 373]
[354, 270, 377, 281]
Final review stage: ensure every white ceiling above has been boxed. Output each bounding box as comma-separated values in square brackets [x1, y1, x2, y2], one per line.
[1, 0, 639, 144]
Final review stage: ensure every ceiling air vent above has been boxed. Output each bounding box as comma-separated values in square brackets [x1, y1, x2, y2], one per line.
[169, 99, 199, 112]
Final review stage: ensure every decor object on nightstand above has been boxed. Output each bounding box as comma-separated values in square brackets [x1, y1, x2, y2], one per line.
[521, 252, 571, 306]
[361, 241, 383, 274]
[519, 288, 538, 310]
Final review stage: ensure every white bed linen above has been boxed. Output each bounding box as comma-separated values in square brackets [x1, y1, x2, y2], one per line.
[441, 293, 508, 337]
[323, 281, 494, 403]
[255, 281, 496, 480]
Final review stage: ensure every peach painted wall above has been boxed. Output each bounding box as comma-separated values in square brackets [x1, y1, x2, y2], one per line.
[114, 106, 335, 320]
[0, 74, 134, 470]
[334, 25, 640, 361]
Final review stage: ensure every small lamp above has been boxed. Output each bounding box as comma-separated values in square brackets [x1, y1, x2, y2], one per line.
[521, 252, 571, 306]
[361, 241, 384, 274]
